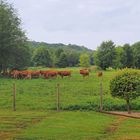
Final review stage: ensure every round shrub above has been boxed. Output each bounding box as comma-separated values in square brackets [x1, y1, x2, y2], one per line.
[110, 68, 140, 113]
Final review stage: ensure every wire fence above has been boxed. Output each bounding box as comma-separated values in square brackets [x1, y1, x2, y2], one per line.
[0, 79, 103, 112]
[1, 78, 138, 112]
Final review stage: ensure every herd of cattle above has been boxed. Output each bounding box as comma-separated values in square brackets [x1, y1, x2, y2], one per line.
[6, 69, 90, 79]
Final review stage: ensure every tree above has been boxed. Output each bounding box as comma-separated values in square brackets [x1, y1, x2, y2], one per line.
[122, 44, 133, 68]
[32, 47, 52, 67]
[89, 52, 94, 65]
[79, 54, 90, 68]
[55, 48, 64, 67]
[10, 45, 31, 70]
[67, 52, 79, 67]
[113, 46, 124, 69]
[0, 0, 31, 72]
[132, 42, 140, 68]
[57, 52, 68, 68]
[95, 41, 116, 70]
[110, 69, 140, 114]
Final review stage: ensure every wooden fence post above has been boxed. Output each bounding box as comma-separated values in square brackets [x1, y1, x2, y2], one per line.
[13, 83, 16, 111]
[97, 71, 103, 112]
[56, 83, 60, 112]
[100, 77, 103, 112]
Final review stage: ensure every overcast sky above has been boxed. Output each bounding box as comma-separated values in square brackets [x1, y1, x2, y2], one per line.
[7, 0, 140, 49]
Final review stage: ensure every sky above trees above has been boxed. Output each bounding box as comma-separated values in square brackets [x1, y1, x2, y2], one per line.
[7, 0, 140, 49]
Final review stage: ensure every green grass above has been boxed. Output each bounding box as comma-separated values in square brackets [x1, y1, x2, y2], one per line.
[0, 109, 48, 139]
[107, 118, 140, 140]
[18, 111, 116, 140]
[0, 68, 139, 111]
[0, 68, 139, 139]
[0, 110, 139, 140]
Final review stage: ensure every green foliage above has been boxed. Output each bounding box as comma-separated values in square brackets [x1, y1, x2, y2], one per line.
[56, 52, 68, 68]
[110, 69, 140, 99]
[132, 42, 140, 68]
[122, 44, 134, 68]
[66, 52, 79, 67]
[55, 48, 64, 67]
[28, 41, 92, 53]
[95, 40, 116, 70]
[113, 47, 124, 69]
[55, 49, 79, 68]
[110, 68, 140, 113]
[32, 46, 52, 67]
[79, 53, 90, 67]
[0, 0, 31, 71]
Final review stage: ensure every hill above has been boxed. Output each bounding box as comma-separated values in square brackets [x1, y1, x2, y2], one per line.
[28, 41, 92, 53]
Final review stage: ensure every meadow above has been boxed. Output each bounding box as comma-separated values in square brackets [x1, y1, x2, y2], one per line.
[0, 67, 139, 111]
[0, 67, 140, 139]
[0, 110, 140, 140]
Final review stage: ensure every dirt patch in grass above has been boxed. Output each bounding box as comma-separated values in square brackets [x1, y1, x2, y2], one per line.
[103, 111, 140, 119]
[105, 116, 127, 134]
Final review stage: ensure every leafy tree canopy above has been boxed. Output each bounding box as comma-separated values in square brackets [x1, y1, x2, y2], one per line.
[0, 0, 31, 72]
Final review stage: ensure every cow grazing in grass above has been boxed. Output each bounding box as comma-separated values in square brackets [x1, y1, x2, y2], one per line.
[31, 71, 41, 79]
[10, 70, 19, 79]
[80, 69, 89, 78]
[19, 70, 32, 79]
[58, 71, 71, 78]
[40, 70, 50, 76]
[44, 71, 58, 79]
[11, 70, 31, 79]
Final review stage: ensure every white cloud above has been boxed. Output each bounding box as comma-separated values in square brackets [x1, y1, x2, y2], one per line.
[7, 0, 140, 49]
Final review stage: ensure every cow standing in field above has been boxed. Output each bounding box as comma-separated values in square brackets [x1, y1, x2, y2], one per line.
[80, 69, 89, 78]
[44, 71, 58, 79]
[58, 71, 71, 78]
[40, 70, 58, 79]
[10, 70, 31, 79]
[31, 71, 41, 79]
[18, 70, 32, 79]
[10, 70, 19, 79]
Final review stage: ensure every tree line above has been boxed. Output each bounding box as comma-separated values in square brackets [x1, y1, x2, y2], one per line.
[30, 40, 140, 70]
[1, 0, 140, 73]
[29, 42, 93, 68]
[94, 40, 140, 70]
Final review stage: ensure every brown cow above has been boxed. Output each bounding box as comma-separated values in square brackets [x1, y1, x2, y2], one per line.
[58, 70, 71, 78]
[40, 70, 50, 76]
[11, 70, 31, 79]
[44, 71, 58, 79]
[20, 70, 32, 79]
[10, 70, 19, 79]
[80, 69, 89, 78]
[31, 70, 40, 78]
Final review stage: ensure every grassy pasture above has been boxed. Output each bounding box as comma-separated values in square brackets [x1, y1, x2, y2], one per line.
[0, 110, 139, 140]
[0, 67, 140, 139]
[0, 67, 139, 111]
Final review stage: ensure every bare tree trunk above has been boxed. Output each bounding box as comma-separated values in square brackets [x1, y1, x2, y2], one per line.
[0, 65, 2, 73]
[126, 99, 131, 114]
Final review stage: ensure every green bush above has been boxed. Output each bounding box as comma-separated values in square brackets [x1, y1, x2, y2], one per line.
[110, 68, 140, 113]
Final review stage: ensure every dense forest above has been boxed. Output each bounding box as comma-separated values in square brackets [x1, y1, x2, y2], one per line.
[1, 0, 140, 73]
[28, 41, 93, 68]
